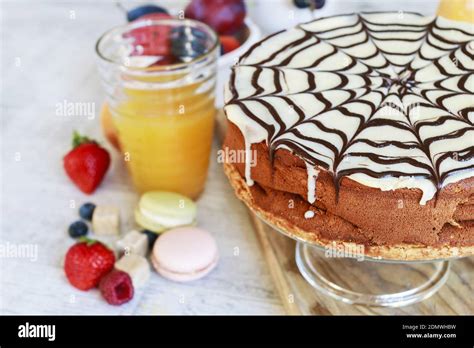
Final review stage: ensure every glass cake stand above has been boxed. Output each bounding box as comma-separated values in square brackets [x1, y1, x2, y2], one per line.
[254, 211, 455, 308]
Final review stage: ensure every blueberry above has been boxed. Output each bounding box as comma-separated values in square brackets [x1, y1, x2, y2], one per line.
[127, 4, 169, 22]
[79, 203, 96, 221]
[315, 0, 325, 9]
[68, 221, 88, 238]
[141, 229, 159, 249]
[293, 0, 310, 8]
[293, 0, 325, 9]
[171, 26, 208, 61]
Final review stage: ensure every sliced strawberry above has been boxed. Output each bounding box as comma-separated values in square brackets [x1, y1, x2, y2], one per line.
[220, 35, 240, 54]
[63, 131, 110, 194]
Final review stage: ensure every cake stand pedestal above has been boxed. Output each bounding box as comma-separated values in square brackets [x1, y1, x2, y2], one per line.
[295, 242, 450, 307]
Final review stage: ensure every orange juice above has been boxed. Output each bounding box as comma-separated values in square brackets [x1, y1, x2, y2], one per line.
[96, 18, 219, 199]
[113, 76, 215, 198]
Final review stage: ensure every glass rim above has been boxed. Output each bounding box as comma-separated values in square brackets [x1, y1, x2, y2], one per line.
[95, 18, 220, 72]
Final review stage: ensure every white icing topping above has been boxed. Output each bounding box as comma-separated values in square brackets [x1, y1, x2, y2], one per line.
[225, 12, 474, 205]
[306, 162, 320, 204]
[348, 173, 437, 205]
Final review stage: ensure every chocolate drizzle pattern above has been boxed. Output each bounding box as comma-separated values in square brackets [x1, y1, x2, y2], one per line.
[224, 12, 474, 205]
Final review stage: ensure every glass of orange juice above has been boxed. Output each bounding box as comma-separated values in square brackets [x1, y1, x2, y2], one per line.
[96, 18, 219, 199]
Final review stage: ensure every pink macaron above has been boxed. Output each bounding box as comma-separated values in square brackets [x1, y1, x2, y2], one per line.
[151, 227, 218, 282]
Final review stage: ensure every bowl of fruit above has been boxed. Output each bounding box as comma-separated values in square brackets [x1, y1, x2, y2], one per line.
[120, 0, 261, 108]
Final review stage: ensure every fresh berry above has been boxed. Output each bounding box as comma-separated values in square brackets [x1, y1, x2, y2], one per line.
[125, 13, 172, 57]
[220, 35, 240, 54]
[293, 0, 309, 8]
[136, 12, 172, 21]
[79, 202, 96, 221]
[63, 131, 111, 194]
[171, 26, 208, 61]
[185, 0, 246, 35]
[293, 0, 325, 9]
[64, 238, 115, 291]
[126, 4, 169, 22]
[315, 0, 326, 9]
[68, 221, 88, 238]
[99, 270, 134, 305]
[141, 229, 159, 249]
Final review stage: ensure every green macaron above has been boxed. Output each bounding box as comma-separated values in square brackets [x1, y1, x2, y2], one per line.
[134, 191, 197, 233]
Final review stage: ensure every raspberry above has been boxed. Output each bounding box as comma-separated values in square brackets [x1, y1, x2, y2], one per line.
[99, 270, 134, 305]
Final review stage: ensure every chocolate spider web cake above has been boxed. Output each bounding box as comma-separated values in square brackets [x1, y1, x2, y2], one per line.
[223, 12, 474, 260]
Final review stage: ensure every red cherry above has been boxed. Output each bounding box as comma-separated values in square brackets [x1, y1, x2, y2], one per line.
[185, 0, 246, 35]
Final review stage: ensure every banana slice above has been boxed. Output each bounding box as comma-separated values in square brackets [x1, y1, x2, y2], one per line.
[92, 205, 120, 235]
[116, 230, 148, 257]
[115, 254, 150, 289]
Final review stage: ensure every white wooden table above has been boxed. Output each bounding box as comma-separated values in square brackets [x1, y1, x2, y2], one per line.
[0, 0, 439, 315]
[0, 0, 286, 315]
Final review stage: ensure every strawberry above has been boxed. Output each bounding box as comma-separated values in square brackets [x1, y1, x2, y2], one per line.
[63, 131, 110, 194]
[64, 238, 115, 291]
[220, 35, 240, 54]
